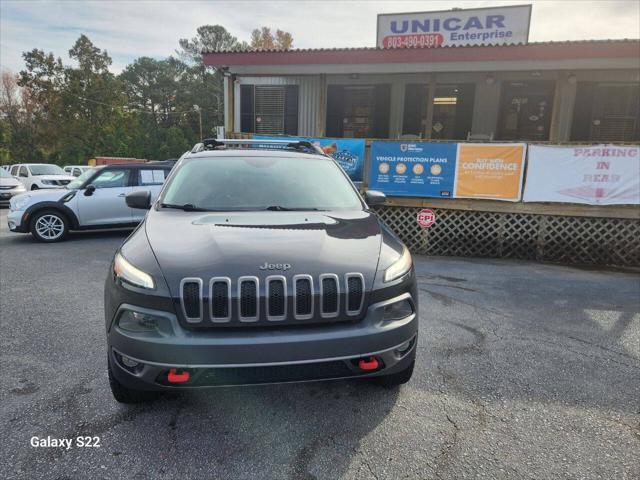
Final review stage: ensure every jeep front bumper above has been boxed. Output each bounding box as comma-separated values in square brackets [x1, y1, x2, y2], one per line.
[107, 294, 418, 390]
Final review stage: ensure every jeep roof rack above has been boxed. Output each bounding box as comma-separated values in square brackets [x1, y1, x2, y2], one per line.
[190, 138, 327, 156]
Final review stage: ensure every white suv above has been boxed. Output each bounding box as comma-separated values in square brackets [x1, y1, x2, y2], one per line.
[9, 163, 75, 190]
[7, 162, 174, 242]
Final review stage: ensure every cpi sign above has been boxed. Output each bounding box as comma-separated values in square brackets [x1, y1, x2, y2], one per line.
[377, 5, 531, 49]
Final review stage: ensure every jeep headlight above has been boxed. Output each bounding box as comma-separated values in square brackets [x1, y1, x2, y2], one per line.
[113, 252, 155, 289]
[11, 194, 31, 211]
[384, 246, 412, 282]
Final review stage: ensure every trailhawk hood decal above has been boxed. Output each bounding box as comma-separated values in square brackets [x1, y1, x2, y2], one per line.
[145, 210, 382, 296]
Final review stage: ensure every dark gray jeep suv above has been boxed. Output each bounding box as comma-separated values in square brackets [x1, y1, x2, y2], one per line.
[104, 139, 418, 403]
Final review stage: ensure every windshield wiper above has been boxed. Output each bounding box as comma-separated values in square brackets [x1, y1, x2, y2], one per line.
[160, 203, 208, 212]
[263, 206, 325, 211]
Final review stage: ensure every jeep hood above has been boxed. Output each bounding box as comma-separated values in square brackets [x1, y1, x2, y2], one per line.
[144, 209, 382, 296]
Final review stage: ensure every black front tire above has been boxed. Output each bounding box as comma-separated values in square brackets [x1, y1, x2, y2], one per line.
[29, 209, 69, 242]
[31, 184, 39, 190]
[372, 360, 415, 388]
[108, 360, 159, 404]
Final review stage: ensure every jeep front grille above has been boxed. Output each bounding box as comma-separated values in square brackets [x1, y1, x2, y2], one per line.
[177, 273, 365, 326]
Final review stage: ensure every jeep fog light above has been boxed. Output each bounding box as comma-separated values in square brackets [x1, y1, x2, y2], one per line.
[121, 356, 140, 368]
[383, 299, 413, 321]
[118, 310, 160, 332]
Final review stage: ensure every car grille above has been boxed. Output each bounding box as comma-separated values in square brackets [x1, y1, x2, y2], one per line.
[178, 273, 366, 327]
[0, 185, 17, 190]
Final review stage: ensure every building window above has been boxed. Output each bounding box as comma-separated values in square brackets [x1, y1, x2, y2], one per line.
[240, 85, 298, 135]
[497, 81, 555, 141]
[401, 83, 475, 139]
[571, 83, 640, 142]
[326, 84, 391, 138]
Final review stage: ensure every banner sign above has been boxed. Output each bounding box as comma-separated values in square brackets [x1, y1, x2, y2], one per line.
[377, 5, 531, 49]
[368, 141, 457, 198]
[454, 143, 526, 201]
[523, 145, 640, 205]
[253, 135, 365, 181]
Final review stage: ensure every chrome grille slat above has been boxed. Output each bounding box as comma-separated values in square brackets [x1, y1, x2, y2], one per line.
[266, 275, 287, 321]
[180, 278, 203, 323]
[293, 274, 314, 320]
[319, 273, 340, 318]
[238, 276, 259, 322]
[209, 277, 231, 322]
[345, 273, 365, 316]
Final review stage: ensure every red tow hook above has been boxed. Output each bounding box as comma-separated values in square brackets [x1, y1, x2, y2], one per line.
[358, 356, 380, 371]
[167, 368, 190, 383]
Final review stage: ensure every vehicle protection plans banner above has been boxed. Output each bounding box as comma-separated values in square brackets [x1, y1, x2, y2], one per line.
[253, 135, 365, 181]
[377, 5, 531, 48]
[368, 142, 457, 198]
[523, 145, 640, 205]
[454, 143, 526, 201]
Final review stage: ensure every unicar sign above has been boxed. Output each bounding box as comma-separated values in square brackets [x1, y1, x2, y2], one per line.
[377, 5, 532, 49]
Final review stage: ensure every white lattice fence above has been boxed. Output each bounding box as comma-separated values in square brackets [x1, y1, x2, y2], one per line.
[375, 206, 640, 266]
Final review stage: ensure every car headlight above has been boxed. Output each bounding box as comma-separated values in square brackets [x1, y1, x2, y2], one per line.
[384, 246, 412, 283]
[11, 194, 31, 211]
[41, 180, 56, 185]
[113, 252, 155, 289]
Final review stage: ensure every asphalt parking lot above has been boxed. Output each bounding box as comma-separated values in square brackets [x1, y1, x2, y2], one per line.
[1, 208, 639, 480]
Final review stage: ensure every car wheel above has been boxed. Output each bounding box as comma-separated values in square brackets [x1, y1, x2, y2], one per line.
[30, 209, 69, 242]
[108, 359, 159, 404]
[31, 184, 39, 190]
[371, 360, 415, 388]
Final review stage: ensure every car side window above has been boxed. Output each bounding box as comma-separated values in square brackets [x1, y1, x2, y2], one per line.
[91, 169, 131, 189]
[138, 169, 168, 186]
[72, 168, 81, 177]
[19, 166, 29, 178]
[10, 166, 18, 175]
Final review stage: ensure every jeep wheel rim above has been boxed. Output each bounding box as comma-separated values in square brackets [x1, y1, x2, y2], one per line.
[35, 214, 64, 240]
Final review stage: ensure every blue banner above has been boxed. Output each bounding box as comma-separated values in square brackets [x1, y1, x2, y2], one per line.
[368, 141, 458, 198]
[253, 135, 365, 181]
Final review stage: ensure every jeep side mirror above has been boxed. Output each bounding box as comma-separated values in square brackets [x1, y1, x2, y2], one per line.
[84, 184, 96, 196]
[365, 190, 386, 206]
[126, 190, 151, 210]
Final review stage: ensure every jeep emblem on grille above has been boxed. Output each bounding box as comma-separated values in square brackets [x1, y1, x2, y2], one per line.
[259, 262, 291, 271]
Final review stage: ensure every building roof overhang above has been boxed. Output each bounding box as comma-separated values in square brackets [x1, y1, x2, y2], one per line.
[203, 40, 640, 75]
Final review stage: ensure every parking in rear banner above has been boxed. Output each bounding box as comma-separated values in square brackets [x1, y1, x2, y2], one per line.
[368, 141, 457, 197]
[253, 135, 365, 181]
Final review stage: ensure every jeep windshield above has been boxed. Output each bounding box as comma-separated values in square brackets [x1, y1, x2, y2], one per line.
[160, 156, 363, 211]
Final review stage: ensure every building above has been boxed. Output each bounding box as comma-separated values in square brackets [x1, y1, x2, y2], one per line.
[204, 39, 640, 143]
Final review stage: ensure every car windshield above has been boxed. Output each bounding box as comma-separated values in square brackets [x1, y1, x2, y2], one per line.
[0, 168, 12, 178]
[160, 155, 362, 211]
[67, 167, 97, 189]
[29, 164, 65, 176]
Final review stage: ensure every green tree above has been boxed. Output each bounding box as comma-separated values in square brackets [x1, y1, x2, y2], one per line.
[178, 25, 247, 63]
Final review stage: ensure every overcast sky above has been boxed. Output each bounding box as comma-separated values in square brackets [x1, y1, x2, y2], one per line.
[1, 0, 639, 73]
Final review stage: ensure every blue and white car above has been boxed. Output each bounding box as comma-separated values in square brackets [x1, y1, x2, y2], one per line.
[8, 162, 174, 242]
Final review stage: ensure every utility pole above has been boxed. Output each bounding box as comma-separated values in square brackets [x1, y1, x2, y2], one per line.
[193, 104, 203, 141]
